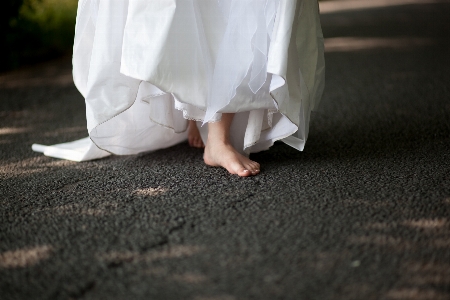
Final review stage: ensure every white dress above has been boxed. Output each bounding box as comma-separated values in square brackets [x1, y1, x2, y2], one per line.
[32, 0, 325, 161]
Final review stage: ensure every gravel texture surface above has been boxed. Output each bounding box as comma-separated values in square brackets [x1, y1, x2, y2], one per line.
[1, 1, 449, 299]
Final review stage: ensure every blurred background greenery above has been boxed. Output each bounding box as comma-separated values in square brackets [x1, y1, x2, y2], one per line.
[1, 0, 78, 72]
[1, 0, 331, 72]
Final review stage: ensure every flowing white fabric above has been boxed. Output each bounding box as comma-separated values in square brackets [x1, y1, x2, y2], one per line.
[32, 138, 110, 162]
[32, 0, 325, 161]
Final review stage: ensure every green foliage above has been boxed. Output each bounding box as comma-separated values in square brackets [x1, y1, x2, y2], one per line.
[19, 0, 78, 49]
[2, 0, 78, 71]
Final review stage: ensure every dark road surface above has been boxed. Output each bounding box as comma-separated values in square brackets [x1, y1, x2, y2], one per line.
[1, 1, 449, 299]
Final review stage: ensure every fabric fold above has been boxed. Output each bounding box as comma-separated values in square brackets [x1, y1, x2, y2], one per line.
[33, 0, 326, 161]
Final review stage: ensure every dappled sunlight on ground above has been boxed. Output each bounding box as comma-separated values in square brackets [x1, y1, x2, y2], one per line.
[0, 156, 77, 177]
[0, 109, 56, 123]
[0, 245, 53, 269]
[0, 127, 32, 136]
[133, 187, 169, 197]
[387, 261, 450, 300]
[42, 126, 86, 137]
[403, 218, 448, 229]
[325, 37, 434, 52]
[98, 245, 204, 265]
[319, 0, 444, 14]
[348, 234, 410, 249]
[402, 261, 450, 285]
[320, 0, 447, 56]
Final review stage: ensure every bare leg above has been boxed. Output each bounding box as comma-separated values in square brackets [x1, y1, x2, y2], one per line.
[188, 120, 204, 148]
[204, 113, 260, 177]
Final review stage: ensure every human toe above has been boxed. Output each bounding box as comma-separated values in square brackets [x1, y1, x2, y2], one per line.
[246, 162, 260, 174]
[240, 165, 258, 176]
[228, 161, 250, 177]
[237, 169, 253, 177]
[251, 162, 260, 170]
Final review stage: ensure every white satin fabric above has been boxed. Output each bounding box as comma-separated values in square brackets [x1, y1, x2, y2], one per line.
[33, 0, 325, 161]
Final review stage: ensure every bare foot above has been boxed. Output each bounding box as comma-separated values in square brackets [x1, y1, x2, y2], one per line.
[188, 120, 204, 148]
[204, 140, 260, 177]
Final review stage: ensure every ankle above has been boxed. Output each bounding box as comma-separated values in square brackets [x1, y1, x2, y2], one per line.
[206, 135, 230, 146]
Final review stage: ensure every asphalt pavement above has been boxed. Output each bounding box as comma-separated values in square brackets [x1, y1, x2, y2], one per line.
[1, 1, 449, 299]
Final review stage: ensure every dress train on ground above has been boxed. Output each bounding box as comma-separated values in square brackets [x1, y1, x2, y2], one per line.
[32, 0, 325, 161]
